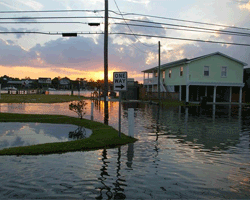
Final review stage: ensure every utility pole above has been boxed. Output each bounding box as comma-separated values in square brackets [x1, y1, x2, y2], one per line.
[158, 41, 161, 101]
[104, 0, 109, 125]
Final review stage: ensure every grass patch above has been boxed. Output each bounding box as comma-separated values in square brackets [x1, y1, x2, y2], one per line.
[0, 113, 137, 155]
[0, 94, 90, 103]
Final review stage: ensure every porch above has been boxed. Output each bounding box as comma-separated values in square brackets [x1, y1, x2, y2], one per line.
[178, 84, 244, 104]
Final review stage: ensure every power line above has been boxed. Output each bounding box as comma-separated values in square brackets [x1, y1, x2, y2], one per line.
[108, 10, 250, 32]
[0, 8, 249, 31]
[0, 31, 249, 46]
[0, 16, 103, 20]
[111, 32, 250, 47]
[1, 19, 249, 38]
[110, 17, 250, 37]
[0, 31, 104, 35]
[1, 20, 249, 38]
[113, 0, 154, 48]
[114, 23, 250, 37]
[0, 9, 105, 14]
[109, 13, 149, 54]
[0, 21, 104, 25]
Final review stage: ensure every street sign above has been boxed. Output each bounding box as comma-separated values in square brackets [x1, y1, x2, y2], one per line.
[113, 72, 127, 91]
[113, 72, 127, 137]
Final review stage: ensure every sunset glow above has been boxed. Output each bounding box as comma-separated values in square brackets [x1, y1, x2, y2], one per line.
[0, 0, 249, 82]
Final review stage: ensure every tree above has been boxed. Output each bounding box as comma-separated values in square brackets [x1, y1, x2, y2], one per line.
[52, 77, 60, 89]
[69, 100, 88, 119]
[87, 78, 97, 90]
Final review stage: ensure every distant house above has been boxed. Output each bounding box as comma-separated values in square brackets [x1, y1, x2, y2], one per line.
[38, 78, 51, 84]
[38, 78, 52, 88]
[7, 79, 34, 88]
[142, 52, 248, 103]
[7, 80, 22, 88]
[59, 78, 71, 89]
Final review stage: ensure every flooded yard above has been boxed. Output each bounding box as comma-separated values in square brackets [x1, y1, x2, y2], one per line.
[0, 101, 249, 199]
[0, 123, 92, 150]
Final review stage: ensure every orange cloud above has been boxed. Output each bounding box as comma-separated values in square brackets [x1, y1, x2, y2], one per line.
[239, 2, 250, 11]
[0, 65, 137, 82]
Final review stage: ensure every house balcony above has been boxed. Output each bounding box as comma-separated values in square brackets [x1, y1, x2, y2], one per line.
[144, 77, 159, 85]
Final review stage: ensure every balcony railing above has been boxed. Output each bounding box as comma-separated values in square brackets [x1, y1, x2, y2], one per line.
[144, 78, 158, 84]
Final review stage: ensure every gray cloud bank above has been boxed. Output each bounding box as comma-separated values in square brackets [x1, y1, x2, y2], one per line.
[0, 24, 249, 81]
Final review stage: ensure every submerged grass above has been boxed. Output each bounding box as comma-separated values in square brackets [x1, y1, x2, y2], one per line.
[0, 94, 88, 103]
[0, 113, 137, 156]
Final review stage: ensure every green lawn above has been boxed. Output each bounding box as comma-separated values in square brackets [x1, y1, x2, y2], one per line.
[0, 113, 137, 155]
[0, 94, 89, 103]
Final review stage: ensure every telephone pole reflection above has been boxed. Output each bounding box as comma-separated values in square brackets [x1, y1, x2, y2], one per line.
[113, 147, 126, 199]
[96, 149, 112, 199]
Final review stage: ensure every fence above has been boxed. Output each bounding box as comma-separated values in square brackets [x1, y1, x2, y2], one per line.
[139, 88, 179, 101]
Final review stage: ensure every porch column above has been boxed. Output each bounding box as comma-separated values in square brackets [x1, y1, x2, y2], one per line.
[213, 86, 217, 104]
[186, 85, 189, 103]
[205, 86, 207, 97]
[212, 104, 216, 122]
[229, 86, 232, 103]
[143, 73, 145, 84]
[179, 85, 182, 101]
[239, 87, 242, 104]
[147, 73, 149, 79]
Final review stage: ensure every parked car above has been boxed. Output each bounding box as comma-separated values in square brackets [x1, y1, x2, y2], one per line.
[2, 86, 17, 91]
[48, 87, 56, 91]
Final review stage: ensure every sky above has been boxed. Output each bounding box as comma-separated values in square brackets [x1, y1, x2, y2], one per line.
[0, 0, 249, 83]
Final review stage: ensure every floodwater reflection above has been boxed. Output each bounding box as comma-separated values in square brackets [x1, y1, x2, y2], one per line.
[0, 123, 92, 150]
[96, 147, 127, 199]
[0, 102, 249, 198]
[68, 126, 91, 140]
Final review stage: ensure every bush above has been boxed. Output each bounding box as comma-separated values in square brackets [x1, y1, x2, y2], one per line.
[69, 100, 88, 119]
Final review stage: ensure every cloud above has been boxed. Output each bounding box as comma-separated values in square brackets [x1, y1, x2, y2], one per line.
[0, 33, 151, 80]
[31, 36, 103, 68]
[127, 0, 150, 5]
[0, 2, 19, 10]
[16, 0, 43, 10]
[10, 28, 38, 39]
[0, 39, 36, 66]
[15, 16, 37, 22]
[0, 23, 249, 83]
[239, 1, 250, 10]
[110, 17, 166, 46]
[159, 32, 250, 69]
[0, 26, 8, 32]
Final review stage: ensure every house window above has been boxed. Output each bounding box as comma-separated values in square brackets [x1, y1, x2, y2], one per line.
[162, 71, 165, 79]
[204, 66, 209, 76]
[155, 72, 158, 77]
[169, 69, 172, 78]
[221, 66, 227, 77]
[180, 67, 183, 76]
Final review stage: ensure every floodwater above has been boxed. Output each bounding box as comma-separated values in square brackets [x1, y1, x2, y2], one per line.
[0, 123, 92, 150]
[48, 90, 92, 97]
[0, 89, 92, 97]
[0, 101, 249, 199]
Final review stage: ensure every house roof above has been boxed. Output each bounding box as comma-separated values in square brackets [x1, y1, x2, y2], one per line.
[7, 80, 22, 84]
[38, 77, 51, 80]
[142, 52, 248, 72]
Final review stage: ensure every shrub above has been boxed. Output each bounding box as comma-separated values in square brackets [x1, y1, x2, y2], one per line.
[69, 100, 88, 119]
